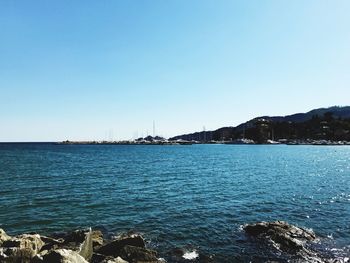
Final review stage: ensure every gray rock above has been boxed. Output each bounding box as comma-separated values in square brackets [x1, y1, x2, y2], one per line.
[97, 234, 145, 257]
[0, 234, 45, 263]
[62, 228, 93, 261]
[119, 245, 159, 263]
[0, 229, 163, 263]
[91, 253, 129, 263]
[91, 252, 109, 263]
[91, 230, 104, 249]
[0, 229, 10, 246]
[244, 221, 331, 263]
[41, 249, 88, 263]
[39, 236, 64, 252]
[244, 221, 316, 253]
[91, 252, 125, 263]
[104, 256, 129, 263]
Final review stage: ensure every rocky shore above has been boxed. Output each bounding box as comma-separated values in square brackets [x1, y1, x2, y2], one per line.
[0, 221, 347, 263]
[243, 221, 347, 263]
[0, 228, 164, 263]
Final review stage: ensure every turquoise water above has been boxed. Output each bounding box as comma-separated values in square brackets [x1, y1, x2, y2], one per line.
[0, 144, 349, 262]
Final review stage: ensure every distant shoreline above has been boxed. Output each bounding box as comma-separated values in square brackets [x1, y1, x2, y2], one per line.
[1, 140, 350, 145]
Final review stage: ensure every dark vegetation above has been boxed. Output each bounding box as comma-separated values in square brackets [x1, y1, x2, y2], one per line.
[170, 106, 350, 143]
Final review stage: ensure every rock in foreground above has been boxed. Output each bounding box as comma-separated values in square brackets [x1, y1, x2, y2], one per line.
[0, 233, 45, 263]
[40, 249, 88, 263]
[97, 234, 145, 257]
[244, 221, 316, 252]
[244, 221, 339, 263]
[0, 228, 162, 263]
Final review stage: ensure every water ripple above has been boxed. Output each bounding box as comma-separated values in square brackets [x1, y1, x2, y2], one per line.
[0, 144, 349, 262]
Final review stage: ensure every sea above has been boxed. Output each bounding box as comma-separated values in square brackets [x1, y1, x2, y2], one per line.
[0, 143, 349, 262]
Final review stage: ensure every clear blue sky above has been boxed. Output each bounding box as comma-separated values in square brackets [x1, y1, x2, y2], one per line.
[1, 1, 349, 141]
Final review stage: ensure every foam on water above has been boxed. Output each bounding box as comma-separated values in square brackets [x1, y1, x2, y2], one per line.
[182, 250, 199, 260]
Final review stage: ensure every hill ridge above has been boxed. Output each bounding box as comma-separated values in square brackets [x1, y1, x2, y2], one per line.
[170, 106, 350, 143]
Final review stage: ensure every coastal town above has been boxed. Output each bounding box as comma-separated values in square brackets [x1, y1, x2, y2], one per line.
[58, 106, 350, 146]
[57, 137, 350, 146]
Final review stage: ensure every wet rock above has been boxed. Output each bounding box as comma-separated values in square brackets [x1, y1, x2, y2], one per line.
[40, 236, 64, 252]
[0, 234, 45, 263]
[119, 245, 159, 263]
[244, 221, 316, 253]
[90, 252, 127, 263]
[243, 221, 332, 262]
[91, 252, 109, 263]
[41, 248, 88, 263]
[97, 234, 145, 257]
[198, 254, 214, 263]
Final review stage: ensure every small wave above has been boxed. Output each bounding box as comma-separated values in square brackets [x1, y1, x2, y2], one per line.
[183, 250, 199, 260]
[238, 224, 245, 231]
